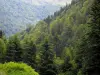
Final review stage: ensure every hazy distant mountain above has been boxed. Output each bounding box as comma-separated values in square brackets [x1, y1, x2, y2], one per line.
[0, 0, 60, 36]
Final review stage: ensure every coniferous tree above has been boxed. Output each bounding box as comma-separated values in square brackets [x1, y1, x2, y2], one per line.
[6, 35, 22, 62]
[0, 30, 3, 38]
[39, 39, 57, 75]
[0, 38, 6, 63]
[0, 30, 6, 63]
[75, 0, 100, 74]
[62, 56, 72, 73]
[44, 16, 52, 24]
[23, 41, 37, 68]
[84, 0, 100, 74]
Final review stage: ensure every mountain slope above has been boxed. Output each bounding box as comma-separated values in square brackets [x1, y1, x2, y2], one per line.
[0, 0, 97, 75]
[0, 0, 60, 36]
[19, 0, 93, 56]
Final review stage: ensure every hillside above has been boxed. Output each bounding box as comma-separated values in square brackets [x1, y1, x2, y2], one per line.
[0, 0, 60, 36]
[1, 0, 100, 75]
[20, 0, 93, 56]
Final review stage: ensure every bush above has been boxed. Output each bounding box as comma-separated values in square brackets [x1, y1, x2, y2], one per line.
[0, 62, 39, 75]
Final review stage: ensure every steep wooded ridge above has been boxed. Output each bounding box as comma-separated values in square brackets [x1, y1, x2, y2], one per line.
[20, 0, 92, 56]
[1, 0, 100, 75]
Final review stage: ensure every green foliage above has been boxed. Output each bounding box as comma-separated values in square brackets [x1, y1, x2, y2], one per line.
[77, 69, 84, 75]
[0, 39, 6, 55]
[64, 71, 75, 75]
[0, 0, 97, 75]
[0, 30, 3, 38]
[6, 35, 22, 62]
[0, 62, 39, 75]
[62, 57, 72, 72]
[0, 38, 6, 63]
[16, 0, 94, 75]
[19, 0, 93, 58]
[75, 0, 100, 75]
[54, 57, 64, 65]
[22, 21, 49, 44]
[83, 0, 100, 73]
[39, 39, 57, 75]
[23, 40, 37, 68]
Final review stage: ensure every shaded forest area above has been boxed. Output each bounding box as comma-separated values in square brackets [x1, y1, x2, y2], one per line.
[0, 0, 100, 75]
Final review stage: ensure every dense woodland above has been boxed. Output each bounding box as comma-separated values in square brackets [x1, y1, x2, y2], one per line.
[0, 0, 100, 75]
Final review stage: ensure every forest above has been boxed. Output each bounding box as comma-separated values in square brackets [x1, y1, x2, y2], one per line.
[0, 0, 100, 75]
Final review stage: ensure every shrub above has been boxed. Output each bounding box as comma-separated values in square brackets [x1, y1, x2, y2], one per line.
[0, 62, 39, 75]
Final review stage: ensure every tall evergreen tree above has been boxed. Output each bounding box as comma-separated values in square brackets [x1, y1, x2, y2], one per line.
[0, 38, 6, 63]
[75, 0, 100, 74]
[39, 39, 57, 75]
[0, 30, 6, 63]
[23, 41, 37, 68]
[0, 30, 3, 38]
[62, 56, 72, 73]
[6, 35, 22, 62]
[84, 0, 100, 74]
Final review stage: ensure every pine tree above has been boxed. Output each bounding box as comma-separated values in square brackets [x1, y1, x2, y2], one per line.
[39, 39, 57, 75]
[75, 0, 100, 74]
[23, 41, 36, 68]
[6, 35, 22, 62]
[0, 30, 6, 63]
[84, 0, 100, 74]
[0, 30, 3, 38]
[44, 16, 52, 24]
[0, 38, 6, 63]
[62, 56, 72, 73]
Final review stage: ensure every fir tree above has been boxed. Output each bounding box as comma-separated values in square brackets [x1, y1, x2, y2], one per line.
[62, 56, 72, 73]
[23, 41, 36, 68]
[6, 35, 22, 62]
[0, 38, 6, 63]
[0, 30, 3, 38]
[75, 0, 100, 74]
[84, 0, 100, 74]
[39, 39, 57, 75]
